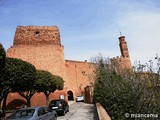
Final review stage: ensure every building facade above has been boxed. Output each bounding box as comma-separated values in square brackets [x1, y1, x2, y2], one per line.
[6, 25, 131, 108]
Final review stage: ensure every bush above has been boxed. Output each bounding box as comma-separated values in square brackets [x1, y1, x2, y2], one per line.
[93, 56, 160, 119]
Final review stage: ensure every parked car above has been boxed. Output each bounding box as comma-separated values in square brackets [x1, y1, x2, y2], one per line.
[0, 110, 5, 119]
[76, 95, 85, 102]
[49, 99, 69, 116]
[7, 106, 57, 120]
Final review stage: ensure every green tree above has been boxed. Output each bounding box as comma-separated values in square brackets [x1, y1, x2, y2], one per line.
[0, 43, 7, 116]
[5, 58, 36, 107]
[53, 75, 64, 90]
[36, 70, 64, 106]
[0, 43, 6, 72]
[93, 55, 160, 120]
[0, 43, 7, 101]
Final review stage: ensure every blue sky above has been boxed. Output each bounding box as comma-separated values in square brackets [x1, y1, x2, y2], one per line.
[0, 0, 160, 65]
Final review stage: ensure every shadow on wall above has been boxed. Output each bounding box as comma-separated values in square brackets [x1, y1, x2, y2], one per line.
[6, 99, 26, 110]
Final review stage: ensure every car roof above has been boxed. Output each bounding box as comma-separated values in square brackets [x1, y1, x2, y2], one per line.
[18, 106, 46, 110]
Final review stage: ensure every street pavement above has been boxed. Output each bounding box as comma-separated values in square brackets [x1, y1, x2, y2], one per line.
[58, 102, 99, 120]
[3, 101, 99, 120]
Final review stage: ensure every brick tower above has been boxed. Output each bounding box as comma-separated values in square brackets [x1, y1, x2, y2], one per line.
[6, 25, 94, 106]
[119, 36, 130, 58]
[112, 36, 132, 70]
[13, 26, 61, 46]
[7, 25, 65, 78]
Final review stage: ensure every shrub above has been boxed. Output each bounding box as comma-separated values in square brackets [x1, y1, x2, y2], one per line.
[93, 56, 160, 119]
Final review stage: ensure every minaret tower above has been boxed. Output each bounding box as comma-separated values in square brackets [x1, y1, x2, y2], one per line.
[119, 36, 130, 58]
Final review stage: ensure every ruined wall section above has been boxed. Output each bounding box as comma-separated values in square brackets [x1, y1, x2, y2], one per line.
[65, 60, 95, 99]
[14, 26, 61, 46]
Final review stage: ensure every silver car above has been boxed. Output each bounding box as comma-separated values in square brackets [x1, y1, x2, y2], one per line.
[7, 106, 57, 120]
[76, 95, 85, 102]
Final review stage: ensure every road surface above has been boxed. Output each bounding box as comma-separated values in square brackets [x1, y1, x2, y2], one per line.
[58, 102, 99, 120]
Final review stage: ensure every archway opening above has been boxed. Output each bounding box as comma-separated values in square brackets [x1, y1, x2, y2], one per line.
[67, 90, 74, 101]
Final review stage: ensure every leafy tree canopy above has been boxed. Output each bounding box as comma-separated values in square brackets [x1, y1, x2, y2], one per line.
[0, 43, 6, 81]
[4, 57, 36, 91]
[35, 70, 64, 92]
[53, 75, 64, 90]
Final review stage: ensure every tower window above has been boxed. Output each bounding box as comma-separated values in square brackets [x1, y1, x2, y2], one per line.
[35, 31, 40, 36]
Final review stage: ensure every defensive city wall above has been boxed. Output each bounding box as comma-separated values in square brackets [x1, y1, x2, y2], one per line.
[5, 25, 131, 108]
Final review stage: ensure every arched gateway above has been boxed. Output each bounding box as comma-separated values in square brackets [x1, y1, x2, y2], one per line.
[67, 90, 74, 101]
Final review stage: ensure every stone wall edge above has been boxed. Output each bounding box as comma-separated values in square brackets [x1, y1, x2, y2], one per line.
[96, 102, 111, 120]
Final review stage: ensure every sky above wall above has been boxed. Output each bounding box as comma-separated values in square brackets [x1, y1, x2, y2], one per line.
[0, 0, 160, 66]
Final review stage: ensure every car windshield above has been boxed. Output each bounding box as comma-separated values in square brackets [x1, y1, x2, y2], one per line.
[77, 95, 83, 97]
[50, 100, 61, 107]
[9, 109, 35, 119]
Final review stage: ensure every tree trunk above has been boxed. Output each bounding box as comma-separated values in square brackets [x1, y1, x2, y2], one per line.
[44, 92, 50, 106]
[18, 91, 36, 107]
[26, 98, 31, 107]
[2, 94, 8, 117]
[0, 98, 2, 109]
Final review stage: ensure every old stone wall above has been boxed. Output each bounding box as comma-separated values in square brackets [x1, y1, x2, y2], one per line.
[65, 60, 94, 99]
[14, 26, 61, 45]
[5, 25, 95, 107]
[112, 56, 131, 71]
[7, 45, 65, 78]
[6, 90, 67, 109]
[6, 43, 67, 107]
[5, 25, 132, 108]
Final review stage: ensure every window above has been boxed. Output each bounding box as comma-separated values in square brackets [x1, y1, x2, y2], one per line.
[35, 31, 40, 36]
[38, 108, 45, 116]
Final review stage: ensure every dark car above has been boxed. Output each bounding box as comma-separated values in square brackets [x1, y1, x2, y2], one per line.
[0, 110, 5, 119]
[49, 99, 69, 116]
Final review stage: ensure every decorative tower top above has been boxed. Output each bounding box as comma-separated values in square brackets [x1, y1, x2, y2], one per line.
[118, 36, 130, 58]
[13, 25, 61, 46]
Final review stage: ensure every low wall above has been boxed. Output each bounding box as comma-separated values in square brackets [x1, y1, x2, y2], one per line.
[96, 103, 111, 120]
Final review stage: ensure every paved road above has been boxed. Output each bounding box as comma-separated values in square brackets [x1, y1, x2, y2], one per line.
[58, 102, 99, 120]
